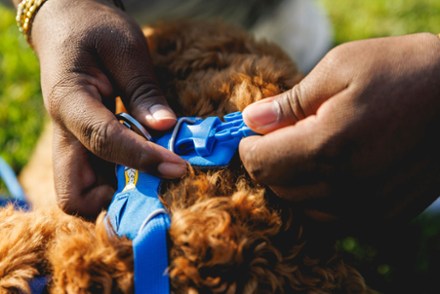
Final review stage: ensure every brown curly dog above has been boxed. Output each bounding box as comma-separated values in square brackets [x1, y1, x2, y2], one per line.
[0, 20, 372, 293]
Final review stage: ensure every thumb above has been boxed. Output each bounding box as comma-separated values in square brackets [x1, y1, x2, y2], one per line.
[242, 55, 350, 134]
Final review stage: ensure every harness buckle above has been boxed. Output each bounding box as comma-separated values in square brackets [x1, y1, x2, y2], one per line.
[170, 112, 256, 156]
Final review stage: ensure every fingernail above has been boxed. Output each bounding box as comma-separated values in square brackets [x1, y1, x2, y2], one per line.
[149, 105, 176, 122]
[243, 99, 279, 127]
[157, 162, 187, 178]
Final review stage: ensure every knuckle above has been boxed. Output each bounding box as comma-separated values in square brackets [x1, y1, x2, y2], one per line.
[95, 19, 145, 56]
[126, 75, 162, 105]
[240, 142, 271, 183]
[278, 86, 306, 121]
[322, 45, 347, 69]
[82, 120, 116, 160]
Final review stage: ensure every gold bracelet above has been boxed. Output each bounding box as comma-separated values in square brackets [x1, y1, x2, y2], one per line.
[16, 0, 48, 46]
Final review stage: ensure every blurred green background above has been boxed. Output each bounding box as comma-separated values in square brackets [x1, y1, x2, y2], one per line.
[0, 4, 44, 172]
[1, 1, 440, 293]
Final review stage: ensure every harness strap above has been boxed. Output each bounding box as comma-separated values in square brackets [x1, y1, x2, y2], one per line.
[134, 212, 170, 294]
[109, 166, 171, 294]
[107, 112, 257, 293]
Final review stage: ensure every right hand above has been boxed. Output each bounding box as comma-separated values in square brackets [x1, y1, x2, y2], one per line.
[30, 0, 187, 218]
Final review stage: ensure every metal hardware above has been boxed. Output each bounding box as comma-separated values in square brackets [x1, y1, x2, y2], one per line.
[116, 112, 152, 141]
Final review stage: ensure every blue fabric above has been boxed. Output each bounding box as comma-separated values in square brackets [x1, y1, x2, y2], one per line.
[107, 112, 257, 294]
[155, 112, 255, 167]
[0, 157, 27, 201]
[28, 276, 49, 294]
[0, 156, 29, 210]
[108, 165, 171, 294]
[134, 213, 170, 294]
[109, 166, 165, 239]
[0, 198, 29, 210]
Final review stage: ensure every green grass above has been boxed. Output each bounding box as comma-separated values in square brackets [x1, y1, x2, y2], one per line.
[320, 0, 440, 44]
[0, 4, 45, 177]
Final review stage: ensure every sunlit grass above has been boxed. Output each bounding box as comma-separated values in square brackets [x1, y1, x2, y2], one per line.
[320, 0, 440, 44]
[0, 4, 45, 173]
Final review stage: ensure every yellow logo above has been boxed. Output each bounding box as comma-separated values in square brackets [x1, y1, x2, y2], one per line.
[123, 167, 138, 191]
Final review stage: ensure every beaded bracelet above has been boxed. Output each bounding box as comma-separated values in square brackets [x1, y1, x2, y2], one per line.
[16, 0, 48, 46]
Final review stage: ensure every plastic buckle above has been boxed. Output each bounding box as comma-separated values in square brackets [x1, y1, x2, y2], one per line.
[170, 112, 256, 156]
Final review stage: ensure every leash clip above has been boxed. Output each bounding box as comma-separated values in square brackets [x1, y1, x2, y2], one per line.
[116, 112, 152, 141]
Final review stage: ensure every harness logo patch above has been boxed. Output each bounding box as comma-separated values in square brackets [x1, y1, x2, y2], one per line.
[123, 167, 138, 191]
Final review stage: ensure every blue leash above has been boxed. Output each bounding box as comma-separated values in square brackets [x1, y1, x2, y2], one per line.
[0, 157, 28, 209]
[107, 111, 256, 293]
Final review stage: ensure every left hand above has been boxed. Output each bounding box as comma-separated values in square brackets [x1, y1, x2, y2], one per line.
[239, 33, 440, 225]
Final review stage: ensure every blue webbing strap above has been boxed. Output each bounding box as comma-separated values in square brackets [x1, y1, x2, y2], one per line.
[109, 166, 171, 293]
[107, 111, 257, 293]
[133, 213, 170, 294]
[0, 157, 27, 203]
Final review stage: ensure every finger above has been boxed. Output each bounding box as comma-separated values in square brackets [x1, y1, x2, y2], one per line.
[97, 19, 176, 131]
[239, 115, 324, 186]
[53, 124, 115, 218]
[242, 49, 353, 134]
[240, 126, 348, 220]
[240, 128, 342, 216]
[56, 85, 186, 179]
[240, 80, 356, 188]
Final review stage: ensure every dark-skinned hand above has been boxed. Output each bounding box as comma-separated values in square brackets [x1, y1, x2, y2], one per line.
[240, 33, 440, 226]
[30, 0, 186, 218]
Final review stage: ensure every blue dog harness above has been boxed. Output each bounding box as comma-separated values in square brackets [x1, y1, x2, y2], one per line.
[107, 111, 256, 293]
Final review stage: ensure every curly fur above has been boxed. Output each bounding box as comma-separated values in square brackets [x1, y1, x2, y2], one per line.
[143, 20, 301, 116]
[0, 206, 133, 293]
[163, 168, 368, 293]
[1, 20, 371, 293]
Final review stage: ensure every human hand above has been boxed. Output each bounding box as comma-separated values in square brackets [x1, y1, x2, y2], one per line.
[240, 33, 440, 225]
[31, 0, 186, 218]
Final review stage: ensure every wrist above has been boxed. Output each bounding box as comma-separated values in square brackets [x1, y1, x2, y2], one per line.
[17, 0, 124, 48]
[31, 0, 127, 55]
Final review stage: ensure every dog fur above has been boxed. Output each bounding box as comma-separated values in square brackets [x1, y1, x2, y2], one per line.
[1, 20, 371, 293]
